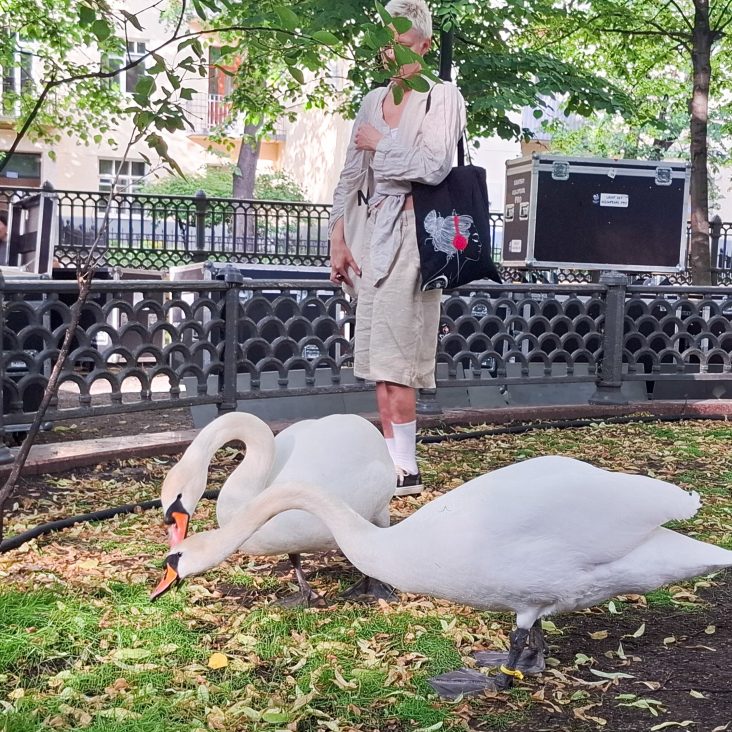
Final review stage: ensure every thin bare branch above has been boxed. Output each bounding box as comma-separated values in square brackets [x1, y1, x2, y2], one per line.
[0, 128, 140, 541]
[0, 77, 57, 175]
[663, 0, 695, 32]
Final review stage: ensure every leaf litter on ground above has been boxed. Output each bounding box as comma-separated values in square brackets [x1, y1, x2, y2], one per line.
[0, 419, 731, 730]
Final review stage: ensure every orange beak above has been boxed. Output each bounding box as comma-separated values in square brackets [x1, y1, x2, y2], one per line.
[150, 556, 181, 601]
[167, 511, 189, 547]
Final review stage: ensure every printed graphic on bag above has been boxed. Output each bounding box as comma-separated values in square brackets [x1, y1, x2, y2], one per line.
[421, 209, 483, 289]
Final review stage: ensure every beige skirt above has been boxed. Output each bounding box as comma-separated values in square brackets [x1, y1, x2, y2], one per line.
[353, 208, 442, 388]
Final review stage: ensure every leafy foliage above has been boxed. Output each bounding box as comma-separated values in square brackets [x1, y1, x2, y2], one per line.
[140, 166, 306, 200]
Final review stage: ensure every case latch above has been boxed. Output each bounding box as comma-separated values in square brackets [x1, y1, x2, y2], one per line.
[655, 167, 672, 186]
[551, 162, 570, 181]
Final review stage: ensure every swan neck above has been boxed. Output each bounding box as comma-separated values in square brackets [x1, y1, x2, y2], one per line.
[175, 414, 275, 509]
[222, 482, 383, 575]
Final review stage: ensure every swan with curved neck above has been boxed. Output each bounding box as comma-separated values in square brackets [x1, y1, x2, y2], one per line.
[159, 411, 395, 603]
[153, 455, 732, 691]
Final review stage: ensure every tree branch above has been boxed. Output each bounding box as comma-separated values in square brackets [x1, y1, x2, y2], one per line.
[1, 16, 348, 176]
[663, 0, 695, 32]
[0, 77, 58, 175]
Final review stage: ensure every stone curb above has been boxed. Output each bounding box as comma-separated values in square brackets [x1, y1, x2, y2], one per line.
[1, 400, 730, 478]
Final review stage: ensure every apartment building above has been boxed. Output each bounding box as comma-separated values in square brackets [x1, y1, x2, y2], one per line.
[0, 0, 352, 204]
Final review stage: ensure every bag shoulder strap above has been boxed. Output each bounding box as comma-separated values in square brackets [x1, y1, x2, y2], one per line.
[425, 84, 465, 166]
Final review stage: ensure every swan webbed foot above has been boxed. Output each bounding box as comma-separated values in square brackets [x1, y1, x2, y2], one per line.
[473, 648, 545, 676]
[277, 553, 327, 608]
[340, 575, 399, 603]
[276, 587, 327, 608]
[427, 668, 499, 699]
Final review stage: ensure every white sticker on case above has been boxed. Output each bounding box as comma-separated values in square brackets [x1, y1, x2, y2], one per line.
[600, 193, 629, 208]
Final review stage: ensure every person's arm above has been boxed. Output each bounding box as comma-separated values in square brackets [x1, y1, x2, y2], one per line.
[329, 98, 373, 285]
[328, 99, 371, 240]
[371, 83, 466, 186]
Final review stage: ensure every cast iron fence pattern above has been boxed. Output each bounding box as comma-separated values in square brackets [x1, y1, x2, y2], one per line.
[3, 275, 731, 447]
[2, 185, 731, 282]
[622, 287, 732, 378]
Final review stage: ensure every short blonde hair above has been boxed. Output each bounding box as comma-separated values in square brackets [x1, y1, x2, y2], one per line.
[384, 0, 433, 40]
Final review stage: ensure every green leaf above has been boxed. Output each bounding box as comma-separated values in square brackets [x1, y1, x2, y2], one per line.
[391, 17, 412, 34]
[91, 19, 111, 42]
[78, 5, 95, 27]
[134, 75, 155, 100]
[287, 66, 305, 84]
[261, 710, 289, 723]
[405, 74, 430, 93]
[312, 30, 340, 46]
[147, 53, 166, 75]
[191, 0, 207, 20]
[393, 43, 418, 66]
[275, 6, 299, 31]
[392, 84, 404, 105]
[120, 10, 143, 32]
[375, 1, 392, 26]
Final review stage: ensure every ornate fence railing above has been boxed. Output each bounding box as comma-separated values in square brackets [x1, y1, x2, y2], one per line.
[1, 184, 731, 283]
[2, 272, 731, 454]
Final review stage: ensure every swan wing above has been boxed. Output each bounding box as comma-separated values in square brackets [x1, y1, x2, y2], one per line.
[239, 414, 394, 554]
[401, 456, 700, 569]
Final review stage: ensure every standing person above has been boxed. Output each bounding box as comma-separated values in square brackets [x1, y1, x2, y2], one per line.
[328, 0, 466, 495]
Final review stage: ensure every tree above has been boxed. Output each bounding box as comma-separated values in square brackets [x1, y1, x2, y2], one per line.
[539, 0, 732, 283]
[3, 1, 630, 186]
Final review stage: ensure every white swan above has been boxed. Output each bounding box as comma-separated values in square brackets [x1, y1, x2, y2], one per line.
[152, 455, 732, 691]
[159, 411, 396, 603]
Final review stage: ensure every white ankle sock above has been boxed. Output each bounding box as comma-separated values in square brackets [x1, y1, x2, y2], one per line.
[385, 437, 397, 463]
[392, 420, 418, 474]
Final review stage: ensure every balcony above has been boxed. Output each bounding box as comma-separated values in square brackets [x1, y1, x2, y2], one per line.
[184, 92, 287, 141]
[185, 92, 243, 136]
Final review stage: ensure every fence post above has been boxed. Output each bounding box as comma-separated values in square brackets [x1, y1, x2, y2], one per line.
[219, 265, 244, 415]
[710, 214, 722, 286]
[416, 387, 443, 416]
[0, 272, 14, 464]
[589, 271, 629, 406]
[194, 189, 208, 259]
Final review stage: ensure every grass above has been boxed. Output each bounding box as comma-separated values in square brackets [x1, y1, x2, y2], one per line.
[0, 419, 730, 731]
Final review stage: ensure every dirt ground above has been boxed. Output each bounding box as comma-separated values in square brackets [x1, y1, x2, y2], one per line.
[22, 404, 195, 445]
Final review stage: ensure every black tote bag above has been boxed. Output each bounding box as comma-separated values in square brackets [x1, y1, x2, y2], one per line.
[411, 100, 502, 291]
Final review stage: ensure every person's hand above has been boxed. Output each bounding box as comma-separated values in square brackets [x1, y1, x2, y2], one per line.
[329, 230, 361, 287]
[354, 123, 384, 152]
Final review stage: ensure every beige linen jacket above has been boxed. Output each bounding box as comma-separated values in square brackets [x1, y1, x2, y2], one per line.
[329, 80, 467, 284]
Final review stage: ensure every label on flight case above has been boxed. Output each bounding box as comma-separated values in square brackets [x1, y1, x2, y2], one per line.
[599, 193, 629, 208]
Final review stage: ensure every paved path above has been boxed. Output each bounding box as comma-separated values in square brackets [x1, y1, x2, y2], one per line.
[1, 400, 731, 478]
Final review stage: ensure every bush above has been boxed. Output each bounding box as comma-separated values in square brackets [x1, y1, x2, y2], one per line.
[141, 166, 307, 202]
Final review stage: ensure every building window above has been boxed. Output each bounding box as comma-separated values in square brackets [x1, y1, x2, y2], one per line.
[0, 152, 41, 182]
[1, 34, 33, 116]
[103, 41, 147, 94]
[98, 159, 147, 193]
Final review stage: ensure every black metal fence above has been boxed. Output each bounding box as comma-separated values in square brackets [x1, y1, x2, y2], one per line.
[2, 272, 731, 454]
[2, 184, 731, 283]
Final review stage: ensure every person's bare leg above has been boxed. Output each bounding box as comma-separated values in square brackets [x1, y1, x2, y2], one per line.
[375, 381, 393, 437]
[384, 382, 416, 424]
